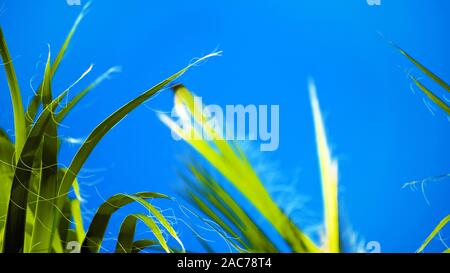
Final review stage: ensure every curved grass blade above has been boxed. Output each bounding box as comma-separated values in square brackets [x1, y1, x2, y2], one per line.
[417, 214, 450, 253]
[131, 239, 158, 253]
[0, 28, 26, 161]
[115, 214, 169, 253]
[129, 239, 183, 253]
[81, 192, 170, 253]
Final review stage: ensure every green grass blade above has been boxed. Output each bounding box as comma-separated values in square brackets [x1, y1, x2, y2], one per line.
[57, 198, 72, 249]
[70, 178, 86, 243]
[129, 195, 185, 253]
[410, 76, 450, 115]
[0, 129, 14, 252]
[81, 192, 169, 253]
[25, 2, 90, 126]
[131, 239, 158, 253]
[70, 198, 85, 243]
[417, 214, 450, 253]
[395, 45, 450, 92]
[129, 239, 182, 253]
[55, 194, 84, 251]
[29, 49, 62, 253]
[23, 143, 43, 252]
[309, 80, 340, 253]
[2, 90, 68, 253]
[115, 214, 139, 253]
[0, 28, 27, 161]
[115, 214, 169, 253]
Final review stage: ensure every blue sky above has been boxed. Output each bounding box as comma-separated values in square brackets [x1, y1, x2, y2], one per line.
[0, 0, 449, 252]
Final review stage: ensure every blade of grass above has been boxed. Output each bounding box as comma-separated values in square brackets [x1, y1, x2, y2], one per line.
[71, 198, 85, 243]
[0, 129, 14, 252]
[3, 90, 69, 253]
[23, 141, 43, 252]
[57, 198, 72, 249]
[26, 2, 91, 126]
[417, 214, 450, 253]
[410, 76, 450, 115]
[394, 44, 450, 92]
[131, 239, 158, 253]
[0, 28, 27, 161]
[309, 79, 340, 253]
[81, 192, 172, 253]
[29, 49, 61, 253]
[115, 214, 169, 253]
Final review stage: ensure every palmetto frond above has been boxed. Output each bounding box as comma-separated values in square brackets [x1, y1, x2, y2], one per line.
[159, 82, 341, 253]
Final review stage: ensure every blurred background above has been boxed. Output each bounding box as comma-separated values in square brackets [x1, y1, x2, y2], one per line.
[0, 0, 449, 252]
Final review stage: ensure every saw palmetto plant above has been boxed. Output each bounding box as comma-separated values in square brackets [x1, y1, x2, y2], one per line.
[396, 46, 450, 253]
[157, 44, 450, 253]
[0, 4, 217, 253]
[159, 82, 341, 253]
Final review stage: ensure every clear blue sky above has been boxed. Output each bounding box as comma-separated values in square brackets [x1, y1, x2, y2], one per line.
[0, 0, 449, 252]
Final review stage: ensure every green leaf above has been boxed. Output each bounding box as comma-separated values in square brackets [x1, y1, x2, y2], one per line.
[28, 49, 62, 253]
[0, 129, 14, 252]
[131, 239, 158, 253]
[2, 90, 69, 253]
[0, 28, 27, 161]
[395, 44, 450, 92]
[57, 198, 72, 249]
[71, 185, 86, 243]
[417, 214, 450, 253]
[115, 214, 169, 253]
[410, 76, 450, 115]
[26, 2, 91, 126]
[81, 192, 171, 253]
